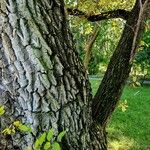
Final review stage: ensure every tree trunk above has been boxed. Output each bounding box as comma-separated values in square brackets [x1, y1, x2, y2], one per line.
[0, 0, 106, 149]
[83, 24, 100, 71]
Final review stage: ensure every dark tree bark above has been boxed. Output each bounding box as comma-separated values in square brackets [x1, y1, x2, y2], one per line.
[0, 0, 149, 150]
[67, 8, 130, 21]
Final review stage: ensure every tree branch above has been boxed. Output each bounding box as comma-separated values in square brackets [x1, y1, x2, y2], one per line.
[67, 8, 131, 21]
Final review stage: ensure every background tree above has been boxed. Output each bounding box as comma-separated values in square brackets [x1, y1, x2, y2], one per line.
[135, 24, 150, 72]
[66, 0, 131, 74]
[83, 23, 100, 71]
[67, 0, 150, 76]
[0, 0, 150, 150]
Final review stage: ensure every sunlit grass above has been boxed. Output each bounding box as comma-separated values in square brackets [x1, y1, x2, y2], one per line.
[108, 135, 137, 150]
[90, 79, 150, 150]
[107, 126, 139, 150]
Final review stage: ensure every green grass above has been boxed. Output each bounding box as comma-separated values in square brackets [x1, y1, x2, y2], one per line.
[90, 80, 150, 150]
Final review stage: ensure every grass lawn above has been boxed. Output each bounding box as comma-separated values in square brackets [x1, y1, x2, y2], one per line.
[90, 79, 150, 150]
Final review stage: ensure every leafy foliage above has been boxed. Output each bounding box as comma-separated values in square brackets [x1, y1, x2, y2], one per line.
[65, 0, 136, 13]
[1, 104, 66, 150]
[135, 25, 150, 67]
[131, 22, 150, 84]
[66, 0, 150, 78]
[47, 129, 54, 141]
[1, 120, 65, 150]
[0, 105, 5, 116]
[33, 129, 66, 150]
[118, 100, 128, 112]
[57, 130, 67, 142]
[2, 120, 32, 135]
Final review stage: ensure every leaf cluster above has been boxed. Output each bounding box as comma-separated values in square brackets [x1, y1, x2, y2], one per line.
[33, 129, 66, 150]
[2, 120, 32, 135]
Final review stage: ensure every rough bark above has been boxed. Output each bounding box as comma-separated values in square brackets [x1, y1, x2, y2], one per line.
[0, 0, 106, 149]
[84, 24, 100, 71]
[92, 0, 150, 126]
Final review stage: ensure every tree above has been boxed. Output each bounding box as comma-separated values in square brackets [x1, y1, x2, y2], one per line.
[0, 0, 149, 149]
[83, 23, 100, 71]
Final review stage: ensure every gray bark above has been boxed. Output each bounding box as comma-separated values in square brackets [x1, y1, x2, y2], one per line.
[0, 0, 106, 149]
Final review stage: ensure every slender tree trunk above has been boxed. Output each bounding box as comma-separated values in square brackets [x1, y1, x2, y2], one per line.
[0, 0, 106, 149]
[84, 24, 100, 71]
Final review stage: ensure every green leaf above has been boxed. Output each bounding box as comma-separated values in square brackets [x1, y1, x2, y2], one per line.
[11, 125, 16, 134]
[18, 125, 32, 132]
[44, 142, 51, 150]
[47, 129, 54, 141]
[26, 146, 32, 150]
[34, 139, 41, 150]
[13, 120, 22, 127]
[57, 130, 66, 142]
[118, 100, 128, 112]
[85, 25, 93, 35]
[135, 81, 141, 86]
[52, 142, 61, 150]
[38, 132, 46, 146]
[2, 128, 12, 135]
[0, 105, 5, 116]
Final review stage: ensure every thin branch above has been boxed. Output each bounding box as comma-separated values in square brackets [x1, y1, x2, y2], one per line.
[130, 0, 149, 62]
[67, 8, 131, 21]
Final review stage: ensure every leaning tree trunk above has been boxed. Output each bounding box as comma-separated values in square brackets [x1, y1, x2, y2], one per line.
[0, 0, 106, 150]
[92, 0, 150, 126]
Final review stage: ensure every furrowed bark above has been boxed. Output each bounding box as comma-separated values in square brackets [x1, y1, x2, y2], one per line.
[92, 0, 150, 126]
[0, 0, 107, 149]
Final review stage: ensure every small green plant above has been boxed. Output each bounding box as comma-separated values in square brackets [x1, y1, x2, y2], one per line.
[2, 120, 32, 135]
[33, 129, 66, 150]
[0, 104, 66, 150]
[0, 105, 5, 116]
[0, 105, 32, 135]
[118, 100, 128, 112]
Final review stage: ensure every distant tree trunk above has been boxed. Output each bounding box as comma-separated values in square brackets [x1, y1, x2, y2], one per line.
[84, 24, 100, 71]
[0, 0, 149, 150]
